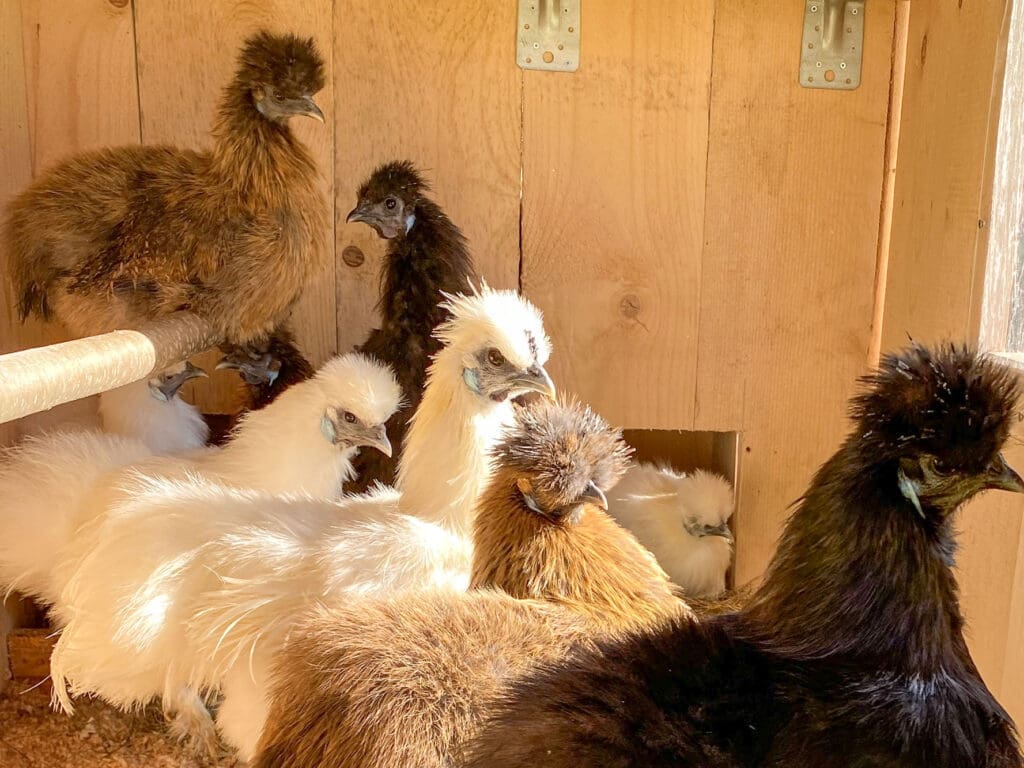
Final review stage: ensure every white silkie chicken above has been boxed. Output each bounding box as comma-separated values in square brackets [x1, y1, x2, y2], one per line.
[0, 352, 400, 746]
[49, 288, 555, 760]
[98, 360, 210, 454]
[607, 464, 734, 597]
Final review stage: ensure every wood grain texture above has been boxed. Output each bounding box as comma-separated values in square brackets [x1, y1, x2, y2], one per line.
[133, 1, 335, 412]
[333, 1, 522, 356]
[695, 0, 896, 584]
[0, 0, 140, 437]
[520, 0, 713, 431]
[881, 0, 1011, 349]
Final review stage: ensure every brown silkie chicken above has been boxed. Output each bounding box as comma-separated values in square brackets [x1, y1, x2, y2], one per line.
[343, 161, 478, 492]
[4, 31, 327, 352]
[254, 400, 689, 768]
[464, 344, 1024, 768]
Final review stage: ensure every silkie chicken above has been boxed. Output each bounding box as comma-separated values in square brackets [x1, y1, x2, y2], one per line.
[209, 326, 317, 445]
[608, 464, 735, 597]
[4, 31, 327, 354]
[47, 287, 554, 760]
[254, 399, 689, 768]
[0, 352, 399, 749]
[463, 343, 1024, 768]
[343, 160, 478, 492]
[98, 361, 210, 454]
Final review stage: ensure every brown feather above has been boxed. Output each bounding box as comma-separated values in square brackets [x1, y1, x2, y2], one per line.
[254, 400, 689, 768]
[3, 31, 327, 348]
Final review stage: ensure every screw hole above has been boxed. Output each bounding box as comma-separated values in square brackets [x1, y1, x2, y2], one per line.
[524, 23, 530, 29]
[824, 69, 836, 82]
[568, 26, 575, 33]
[542, 51, 554, 63]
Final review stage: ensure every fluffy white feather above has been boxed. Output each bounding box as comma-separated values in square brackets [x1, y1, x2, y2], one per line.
[608, 464, 734, 597]
[98, 362, 209, 454]
[0, 352, 400, 746]
[45, 287, 553, 760]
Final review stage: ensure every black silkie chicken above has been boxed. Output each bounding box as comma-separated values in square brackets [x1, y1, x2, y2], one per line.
[465, 344, 1024, 768]
[344, 161, 478, 491]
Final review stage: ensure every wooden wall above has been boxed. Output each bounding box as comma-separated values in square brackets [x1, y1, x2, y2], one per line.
[0, 0, 1021, 724]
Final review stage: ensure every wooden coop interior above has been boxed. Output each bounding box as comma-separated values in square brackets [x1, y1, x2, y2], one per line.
[1, 0, 1023, 734]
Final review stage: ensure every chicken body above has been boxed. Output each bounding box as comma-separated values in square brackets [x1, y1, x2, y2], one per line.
[608, 464, 734, 597]
[255, 400, 688, 768]
[465, 344, 1024, 768]
[4, 32, 327, 348]
[98, 362, 210, 454]
[0, 353, 399, 746]
[42, 288, 553, 760]
[345, 161, 478, 492]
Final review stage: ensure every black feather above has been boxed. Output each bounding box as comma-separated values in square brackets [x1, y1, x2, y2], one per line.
[463, 344, 1023, 768]
[344, 161, 478, 492]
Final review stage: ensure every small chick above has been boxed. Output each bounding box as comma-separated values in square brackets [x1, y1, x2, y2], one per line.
[608, 463, 734, 597]
[253, 400, 688, 768]
[344, 161, 478, 492]
[98, 361, 210, 454]
[5, 31, 327, 350]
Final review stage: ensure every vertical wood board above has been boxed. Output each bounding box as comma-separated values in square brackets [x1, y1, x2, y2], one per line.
[333, 1, 522, 357]
[696, 0, 896, 583]
[520, 0, 714, 431]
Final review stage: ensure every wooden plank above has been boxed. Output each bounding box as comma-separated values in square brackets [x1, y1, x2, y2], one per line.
[695, 0, 896, 584]
[6, 628, 55, 680]
[979, 0, 1024, 352]
[520, 0, 713, 431]
[881, 0, 1011, 350]
[333, 1, 522, 357]
[0, 0, 32, 447]
[0, 0, 139, 439]
[133, 2, 335, 413]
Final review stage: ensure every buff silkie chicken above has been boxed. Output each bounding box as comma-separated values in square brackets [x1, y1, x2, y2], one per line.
[45, 287, 554, 760]
[254, 399, 688, 768]
[608, 464, 734, 597]
[0, 353, 400, 749]
[464, 344, 1024, 768]
[4, 31, 327, 357]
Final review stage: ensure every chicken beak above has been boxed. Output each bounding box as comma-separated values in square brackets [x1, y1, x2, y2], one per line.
[298, 96, 325, 123]
[984, 453, 1024, 494]
[510, 364, 556, 401]
[579, 480, 608, 511]
[346, 204, 370, 225]
[362, 425, 393, 458]
[702, 522, 733, 541]
[154, 362, 208, 401]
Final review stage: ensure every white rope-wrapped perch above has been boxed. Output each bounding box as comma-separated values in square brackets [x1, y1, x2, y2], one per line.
[0, 313, 219, 425]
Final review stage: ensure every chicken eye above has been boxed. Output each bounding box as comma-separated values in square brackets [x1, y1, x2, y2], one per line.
[273, 90, 284, 100]
[930, 456, 950, 476]
[487, 348, 506, 367]
[384, 197, 398, 210]
[343, 411, 357, 424]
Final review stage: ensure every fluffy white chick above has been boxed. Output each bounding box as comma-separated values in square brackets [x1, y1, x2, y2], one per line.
[608, 464, 734, 597]
[0, 352, 400, 749]
[98, 361, 210, 454]
[49, 287, 555, 761]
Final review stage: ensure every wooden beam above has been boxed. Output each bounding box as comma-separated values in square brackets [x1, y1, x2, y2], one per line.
[0, 313, 217, 424]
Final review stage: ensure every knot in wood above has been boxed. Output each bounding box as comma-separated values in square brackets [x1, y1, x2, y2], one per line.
[342, 245, 365, 268]
[109, 0, 130, 8]
[620, 293, 642, 319]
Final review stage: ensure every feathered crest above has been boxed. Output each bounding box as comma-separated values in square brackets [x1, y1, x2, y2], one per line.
[850, 342, 1020, 471]
[313, 353, 404, 426]
[434, 284, 551, 369]
[357, 160, 430, 201]
[496, 397, 633, 504]
[235, 30, 325, 95]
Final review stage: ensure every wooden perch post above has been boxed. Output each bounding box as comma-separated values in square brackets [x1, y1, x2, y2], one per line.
[0, 313, 219, 425]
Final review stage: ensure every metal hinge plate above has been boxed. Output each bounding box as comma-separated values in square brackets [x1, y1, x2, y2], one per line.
[517, 0, 580, 73]
[800, 0, 865, 90]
